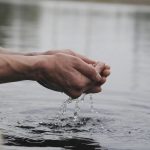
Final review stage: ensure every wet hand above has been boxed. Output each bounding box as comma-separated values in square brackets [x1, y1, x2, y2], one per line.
[43, 49, 111, 88]
[85, 62, 111, 94]
[36, 53, 104, 99]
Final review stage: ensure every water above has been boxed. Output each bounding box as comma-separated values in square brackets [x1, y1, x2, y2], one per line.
[0, 0, 150, 150]
[57, 94, 94, 122]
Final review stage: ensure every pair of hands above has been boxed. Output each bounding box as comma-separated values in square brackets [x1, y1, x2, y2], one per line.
[34, 50, 110, 99]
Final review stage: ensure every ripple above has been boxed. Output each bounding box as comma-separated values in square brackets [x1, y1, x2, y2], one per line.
[2, 117, 110, 149]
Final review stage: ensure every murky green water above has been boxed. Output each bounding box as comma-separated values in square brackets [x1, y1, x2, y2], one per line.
[0, 0, 150, 150]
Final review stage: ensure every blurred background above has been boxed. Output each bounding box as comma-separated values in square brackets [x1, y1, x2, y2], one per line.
[0, 0, 150, 150]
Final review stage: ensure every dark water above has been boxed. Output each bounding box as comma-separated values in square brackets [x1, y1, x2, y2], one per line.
[0, 0, 150, 150]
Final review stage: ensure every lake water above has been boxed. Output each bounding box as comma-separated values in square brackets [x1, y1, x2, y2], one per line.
[0, 0, 150, 150]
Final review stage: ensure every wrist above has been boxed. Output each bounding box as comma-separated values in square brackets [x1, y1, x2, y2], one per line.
[30, 55, 55, 81]
[0, 54, 39, 83]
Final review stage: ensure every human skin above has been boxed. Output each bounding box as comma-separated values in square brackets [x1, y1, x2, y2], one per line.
[0, 48, 110, 79]
[0, 48, 110, 98]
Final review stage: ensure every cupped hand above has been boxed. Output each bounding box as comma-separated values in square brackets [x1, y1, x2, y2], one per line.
[36, 53, 105, 99]
[86, 63, 110, 94]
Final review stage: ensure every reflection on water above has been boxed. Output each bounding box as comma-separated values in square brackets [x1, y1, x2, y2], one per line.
[0, 0, 150, 150]
[5, 136, 102, 149]
[4, 117, 106, 149]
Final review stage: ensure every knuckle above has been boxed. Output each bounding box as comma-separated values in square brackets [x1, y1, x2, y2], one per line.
[73, 56, 79, 61]
[55, 53, 62, 58]
[75, 57, 83, 66]
[72, 57, 81, 67]
[65, 49, 75, 55]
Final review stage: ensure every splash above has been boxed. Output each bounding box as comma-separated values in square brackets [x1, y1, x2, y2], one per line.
[57, 94, 99, 122]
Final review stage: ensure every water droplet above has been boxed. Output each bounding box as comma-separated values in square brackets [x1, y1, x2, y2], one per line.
[56, 94, 100, 128]
[80, 94, 86, 102]
[90, 94, 94, 112]
[56, 97, 71, 122]
[89, 95, 99, 114]
[73, 99, 80, 122]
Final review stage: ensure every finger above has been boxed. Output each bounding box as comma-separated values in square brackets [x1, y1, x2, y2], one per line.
[76, 53, 96, 64]
[85, 86, 102, 94]
[72, 71, 95, 92]
[82, 76, 95, 92]
[83, 77, 106, 93]
[105, 64, 111, 70]
[96, 77, 107, 86]
[101, 69, 111, 77]
[95, 61, 105, 75]
[75, 59, 102, 82]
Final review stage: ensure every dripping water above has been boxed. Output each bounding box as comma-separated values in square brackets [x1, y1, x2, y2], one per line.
[57, 94, 99, 123]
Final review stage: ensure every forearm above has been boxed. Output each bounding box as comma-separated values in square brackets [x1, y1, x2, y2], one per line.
[0, 54, 40, 83]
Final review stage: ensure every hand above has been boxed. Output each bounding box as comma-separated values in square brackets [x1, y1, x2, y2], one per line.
[43, 49, 110, 80]
[35, 53, 106, 99]
[42, 49, 111, 89]
[42, 49, 96, 65]
[86, 62, 110, 93]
